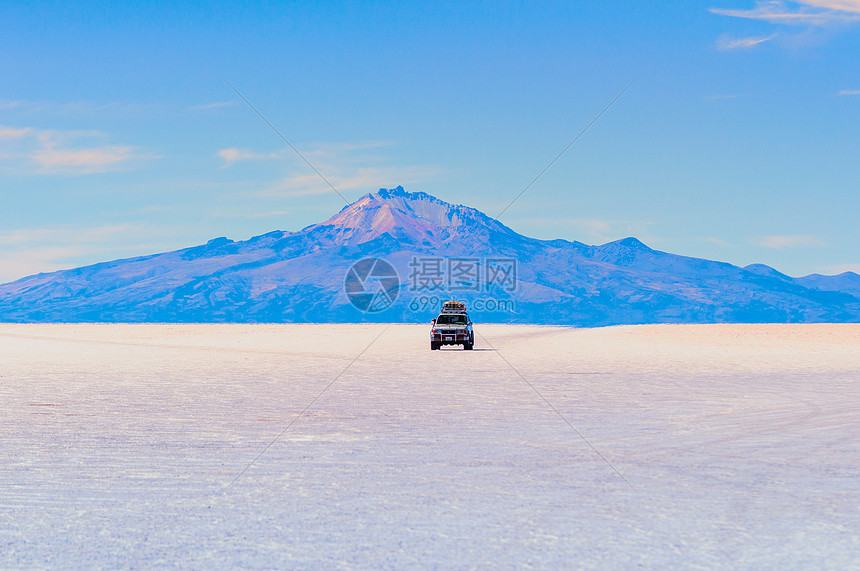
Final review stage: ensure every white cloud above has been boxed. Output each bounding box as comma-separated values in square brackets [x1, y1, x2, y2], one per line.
[32, 144, 137, 172]
[711, 0, 860, 25]
[0, 100, 27, 110]
[0, 125, 156, 174]
[242, 210, 292, 219]
[262, 165, 444, 198]
[716, 34, 776, 49]
[191, 101, 237, 110]
[217, 140, 396, 168]
[263, 173, 332, 196]
[302, 141, 394, 154]
[754, 234, 827, 248]
[0, 223, 149, 247]
[218, 140, 442, 197]
[838, 89, 860, 95]
[801, 0, 860, 12]
[217, 147, 284, 166]
[570, 218, 613, 235]
[0, 126, 31, 138]
[0, 99, 160, 116]
[0, 227, 59, 246]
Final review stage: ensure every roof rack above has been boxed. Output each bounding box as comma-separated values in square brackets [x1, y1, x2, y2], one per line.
[440, 300, 467, 314]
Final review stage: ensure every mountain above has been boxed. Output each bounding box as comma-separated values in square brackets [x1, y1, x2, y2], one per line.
[1, 186, 859, 325]
[796, 272, 860, 298]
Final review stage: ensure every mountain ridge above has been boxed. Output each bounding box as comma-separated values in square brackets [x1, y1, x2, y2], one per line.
[1, 186, 858, 324]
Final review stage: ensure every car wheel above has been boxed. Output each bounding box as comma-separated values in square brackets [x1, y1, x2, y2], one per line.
[431, 342, 439, 350]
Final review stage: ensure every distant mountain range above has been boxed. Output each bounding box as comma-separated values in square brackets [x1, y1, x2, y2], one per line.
[2, 186, 859, 324]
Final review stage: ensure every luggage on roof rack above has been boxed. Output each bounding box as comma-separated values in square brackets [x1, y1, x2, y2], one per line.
[440, 300, 467, 314]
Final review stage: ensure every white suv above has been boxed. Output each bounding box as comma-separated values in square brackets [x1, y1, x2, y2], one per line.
[430, 302, 474, 350]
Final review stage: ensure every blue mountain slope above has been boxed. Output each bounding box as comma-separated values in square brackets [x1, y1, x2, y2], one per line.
[1, 186, 858, 324]
[796, 272, 860, 298]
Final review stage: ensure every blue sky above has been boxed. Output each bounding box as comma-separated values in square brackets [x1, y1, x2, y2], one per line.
[1, 0, 858, 282]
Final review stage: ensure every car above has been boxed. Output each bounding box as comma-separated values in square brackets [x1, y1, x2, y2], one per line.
[430, 301, 474, 350]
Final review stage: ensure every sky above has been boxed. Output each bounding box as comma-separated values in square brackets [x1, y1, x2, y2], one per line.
[1, 0, 859, 283]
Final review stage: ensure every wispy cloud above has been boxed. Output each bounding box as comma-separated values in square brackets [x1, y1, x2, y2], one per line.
[0, 221, 221, 284]
[0, 98, 161, 116]
[0, 99, 31, 111]
[218, 140, 442, 196]
[0, 126, 31, 138]
[217, 140, 396, 167]
[803, 0, 860, 12]
[716, 34, 776, 49]
[302, 141, 394, 154]
[191, 101, 237, 110]
[711, 0, 860, 25]
[754, 234, 827, 248]
[0, 223, 152, 248]
[32, 144, 138, 172]
[516, 217, 654, 244]
[262, 165, 444, 197]
[240, 210, 292, 219]
[0, 223, 172, 283]
[838, 89, 860, 95]
[217, 147, 283, 166]
[0, 125, 157, 174]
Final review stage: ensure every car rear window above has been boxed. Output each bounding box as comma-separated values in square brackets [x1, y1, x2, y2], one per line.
[436, 314, 467, 325]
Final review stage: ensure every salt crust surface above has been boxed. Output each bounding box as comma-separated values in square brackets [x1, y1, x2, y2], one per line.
[1, 323, 858, 568]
